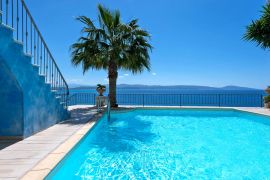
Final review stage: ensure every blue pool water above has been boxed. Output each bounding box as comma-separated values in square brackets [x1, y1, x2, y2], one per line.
[46, 109, 270, 179]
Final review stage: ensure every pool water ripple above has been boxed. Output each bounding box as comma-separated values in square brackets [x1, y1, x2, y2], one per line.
[46, 109, 270, 179]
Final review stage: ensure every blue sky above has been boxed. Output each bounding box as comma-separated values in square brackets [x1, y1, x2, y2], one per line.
[25, 0, 269, 89]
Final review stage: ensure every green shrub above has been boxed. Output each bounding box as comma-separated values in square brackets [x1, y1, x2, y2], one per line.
[266, 86, 270, 94]
[264, 95, 270, 103]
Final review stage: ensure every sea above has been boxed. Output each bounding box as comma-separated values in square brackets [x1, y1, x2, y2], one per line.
[69, 88, 266, 107]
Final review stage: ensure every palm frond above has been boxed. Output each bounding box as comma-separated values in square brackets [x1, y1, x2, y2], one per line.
[244, 2, 270, 49]
[71, 5, 152, 75]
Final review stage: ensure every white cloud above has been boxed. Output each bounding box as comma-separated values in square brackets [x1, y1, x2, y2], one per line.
[104, 78, 109, 82]
[118, 74, 129, 79]
[67, 78, 84, 83]
[152, 72, 157, 76]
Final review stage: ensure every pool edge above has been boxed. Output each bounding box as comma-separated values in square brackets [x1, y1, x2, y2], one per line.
[21, 112, 104, 180]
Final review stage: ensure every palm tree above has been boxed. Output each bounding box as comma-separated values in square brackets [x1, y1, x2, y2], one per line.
[71, 4, 152, 107]
[244, 2, 270, 49]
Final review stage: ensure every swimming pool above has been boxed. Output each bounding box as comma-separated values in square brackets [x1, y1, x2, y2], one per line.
[46, 109, 270, 179]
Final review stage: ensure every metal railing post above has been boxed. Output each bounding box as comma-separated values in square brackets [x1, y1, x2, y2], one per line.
[0, 0, 2, 24]
[11, 0, 13, 27]
[179, 94, 182, 107]
[142, 94, 144, 107]
[218, 94, 221, 107]
[5, 0, 8, 25]
[16, 0, 18, 39]
[261, 95, 264, 108]
[94, 94, 96, 106]
[21, 1, 23, 43]
[1, 0, 70, 108]
[107, 97, 111, 121]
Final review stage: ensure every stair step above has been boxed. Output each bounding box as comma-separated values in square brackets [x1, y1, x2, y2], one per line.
[1, 24, 15, 31]
[9, 40, 24, 55]
[24, 53, 32, 58]
[0, 24, 14, 40]
[45, 82, 52, 87]
[13, 39, 23, 45]
[32, 65, 40, 74]
[39, 75, 45, 82]
[22, 54, 32, 65]
[0, 12, 70, 137]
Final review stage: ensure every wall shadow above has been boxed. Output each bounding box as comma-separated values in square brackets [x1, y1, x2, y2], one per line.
[0, 58, 23, 137]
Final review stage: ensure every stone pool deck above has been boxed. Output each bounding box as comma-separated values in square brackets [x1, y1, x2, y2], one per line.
[0, 106, 269, 179]
[235, 107, 270, 116]
[0, 107, 101, 179]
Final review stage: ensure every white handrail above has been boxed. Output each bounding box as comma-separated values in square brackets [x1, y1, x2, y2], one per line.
[107, 97, 111, 121]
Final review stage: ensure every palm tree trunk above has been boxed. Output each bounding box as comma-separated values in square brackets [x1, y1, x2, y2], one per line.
[108, 62, 118, 107]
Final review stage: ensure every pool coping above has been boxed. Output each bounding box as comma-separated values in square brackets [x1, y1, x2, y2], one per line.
[21, 112, 104, 180]
[21, 106, 270, 179]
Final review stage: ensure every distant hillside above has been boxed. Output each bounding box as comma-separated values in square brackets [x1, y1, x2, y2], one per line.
[69, 84, 95, 88]
[70, 84, 261, 91]
[220, 86, 259, 91]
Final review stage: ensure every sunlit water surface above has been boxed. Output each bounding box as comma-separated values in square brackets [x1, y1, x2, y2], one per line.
[47, 109, 270, 179]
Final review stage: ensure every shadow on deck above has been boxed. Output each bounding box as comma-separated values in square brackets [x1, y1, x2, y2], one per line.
[0, 140, 20, 150]
[61, 107, 101, 125]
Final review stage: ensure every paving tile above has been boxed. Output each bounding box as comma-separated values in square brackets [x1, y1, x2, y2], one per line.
[0, 158, 38, 165]
[31, 153, 66, 171]
[3, 143, 58, 151]
[0, 164, 33, 178]
[24, 135, 68, 142]
[0, 150, 48, 159]
[21, 169, 51, 180]
[0, 108, 98, 179]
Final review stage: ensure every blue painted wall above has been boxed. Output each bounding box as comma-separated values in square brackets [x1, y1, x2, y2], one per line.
[0, 25, 69, 138]
[0, 59, 23, 137]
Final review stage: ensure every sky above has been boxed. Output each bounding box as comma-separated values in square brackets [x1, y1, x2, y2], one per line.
[24, 0, 270, 89]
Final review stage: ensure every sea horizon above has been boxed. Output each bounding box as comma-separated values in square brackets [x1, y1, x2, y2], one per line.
[69, 84, 264, 90]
